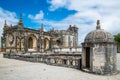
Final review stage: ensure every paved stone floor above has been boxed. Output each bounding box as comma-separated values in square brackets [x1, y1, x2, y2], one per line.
[0, 53, 120, 80]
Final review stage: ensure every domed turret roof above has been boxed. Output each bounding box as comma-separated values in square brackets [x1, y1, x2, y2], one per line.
[84, 20, 114, 43]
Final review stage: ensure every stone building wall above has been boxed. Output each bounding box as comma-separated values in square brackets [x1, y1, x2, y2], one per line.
[1, 15, 79, 53]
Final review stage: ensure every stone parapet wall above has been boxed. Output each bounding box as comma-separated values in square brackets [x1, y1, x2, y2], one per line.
[3, 53, 82, 69]
[53, 47, 82, 54]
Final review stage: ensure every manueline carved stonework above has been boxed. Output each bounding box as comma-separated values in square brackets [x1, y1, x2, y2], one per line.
[2, 16, 78, 52]
[8, 33, 14, 45]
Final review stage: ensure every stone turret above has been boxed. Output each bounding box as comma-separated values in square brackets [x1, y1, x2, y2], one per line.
[68, 25, 78, 33]
[82, 20, 117, 75]
[68, 25, 78, 47]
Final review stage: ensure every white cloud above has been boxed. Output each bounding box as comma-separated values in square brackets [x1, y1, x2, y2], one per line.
[46, 0, 120, 44]
[48, 0, 120, 12]
[28, 10, 44, 20]
[0, 7, 18, 47]
[47, 0, 68, 11]
[29, 0, 120, 45]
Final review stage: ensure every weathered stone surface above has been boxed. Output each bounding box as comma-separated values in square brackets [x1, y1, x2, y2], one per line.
[3, 53, 81, 69]
[82, 20, 117, 75]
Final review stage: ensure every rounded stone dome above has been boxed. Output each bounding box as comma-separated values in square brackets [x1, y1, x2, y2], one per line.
[84, 20, 114, 43]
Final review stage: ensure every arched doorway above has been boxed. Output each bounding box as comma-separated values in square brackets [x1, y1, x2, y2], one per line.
[28, 35, 37, 51]
[85, 47, 90, 68]
[44, 38, 49, 50]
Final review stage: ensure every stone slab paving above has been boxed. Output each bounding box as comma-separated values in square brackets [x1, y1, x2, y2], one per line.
[0, 53, 120, 80]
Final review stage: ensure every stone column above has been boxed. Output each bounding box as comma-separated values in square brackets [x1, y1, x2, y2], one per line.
[82, 47, 86, 68]
[49, 38, 52, 51]
[15, 36, 17, 52]
[25, 36, 28, 52]
[90, 47, 93, 71]
[37, 38, 40, 52]
[41, 37, 44, 52]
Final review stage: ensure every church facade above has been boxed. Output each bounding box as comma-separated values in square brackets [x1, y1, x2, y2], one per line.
[1, 14, 78, 53]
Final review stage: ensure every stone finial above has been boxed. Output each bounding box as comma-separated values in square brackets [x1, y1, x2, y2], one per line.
[96, 20, 100, 30]
[4, 20, 7, 27]
[97, 20, 100, 25]
[41, 23, 44, 31]
[4, 20, 9, 30]
[4, 20, 6, 25]
[18, 13, 24, 27]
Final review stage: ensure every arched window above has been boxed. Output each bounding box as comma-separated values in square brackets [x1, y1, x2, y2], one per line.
[56, 40, 61, 46]
[28, 37, 33, 49]
[44, 38, 49, 50]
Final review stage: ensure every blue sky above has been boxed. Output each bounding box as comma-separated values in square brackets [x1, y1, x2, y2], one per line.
[0, 0, 120, 47]
[0, 0, 76, 29]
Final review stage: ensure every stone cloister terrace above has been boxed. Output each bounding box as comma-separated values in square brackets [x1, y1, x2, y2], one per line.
[3, 47, 82, 70]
